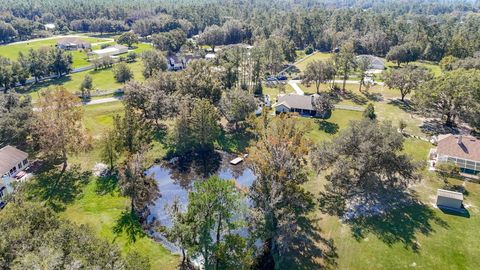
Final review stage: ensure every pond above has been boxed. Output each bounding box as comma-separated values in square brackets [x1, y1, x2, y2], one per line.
[146, 151, 256, 228]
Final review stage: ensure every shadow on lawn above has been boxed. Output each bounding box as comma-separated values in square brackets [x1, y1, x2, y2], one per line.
[317, 119, 339, 134]
[419, 119, 460, 136]
[95, 174, 118, 195]
[338, 190, 449, 252]
[26, 164, 91, 211]
[217, 128, 254, 154]
[113, 210, 146, 243]
[256, 191, 338, 270]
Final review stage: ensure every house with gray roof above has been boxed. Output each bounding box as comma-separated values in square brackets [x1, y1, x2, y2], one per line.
[356, 55, 385, 71]
[273, 94, 319, 116]
[57, 37, 91, 50]
[0, 146, 29, 205]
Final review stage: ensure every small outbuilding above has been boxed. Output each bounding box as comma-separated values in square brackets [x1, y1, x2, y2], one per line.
[436, 189, 464, 210]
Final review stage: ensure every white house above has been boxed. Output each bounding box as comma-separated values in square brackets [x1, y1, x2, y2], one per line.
[44, 23, 56, 31]
[89, 45, 128, 58]
[0, 146, 29, 205]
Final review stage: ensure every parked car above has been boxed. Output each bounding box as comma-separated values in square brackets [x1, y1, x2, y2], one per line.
[0, 201, 5, 209]
[276, 75, 288, 81]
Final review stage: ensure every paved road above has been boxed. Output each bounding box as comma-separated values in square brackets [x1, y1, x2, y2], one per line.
[83, 96, 122, 106]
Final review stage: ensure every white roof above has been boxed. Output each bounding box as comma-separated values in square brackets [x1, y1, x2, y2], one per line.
[437, 189, 463, 201]
[92, 47, 119, 55]
[44, 23, 55, 29]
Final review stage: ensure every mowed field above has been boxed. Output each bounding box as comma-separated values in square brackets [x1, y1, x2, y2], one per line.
[0, 36, 109, 68]
[25, 61, 146, 100]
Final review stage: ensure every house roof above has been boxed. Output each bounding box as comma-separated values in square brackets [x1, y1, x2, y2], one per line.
[57, 37, 90, 46]
[437, 189, 463, 201]
[275, 94, 315, 111]
[0, 146, 28, 176]
[437, 134, 480, 162]
[91, 45, 127, 55]
[356, 55, 385, 70]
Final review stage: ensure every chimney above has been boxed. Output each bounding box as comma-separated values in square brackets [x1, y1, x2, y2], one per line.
[457, 135, 463, 145]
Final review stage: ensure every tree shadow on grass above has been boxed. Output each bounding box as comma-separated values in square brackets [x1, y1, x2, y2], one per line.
[363, 92, 383, 102]
[388, 99, 417, 113]
[95, 175, 119, 195]
[327, 190, 449, 253]
[113, 210, 146, 244]
[255, 190, 338, 270]
[283, 215, 338, 270]
[316, 119, 339, 134]
[26, 165, 91, 211]
[419, 119, 460, 136]
[340, 90, 368, 105]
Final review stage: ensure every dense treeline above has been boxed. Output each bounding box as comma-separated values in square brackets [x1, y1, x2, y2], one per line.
[1, 1, 480, 62]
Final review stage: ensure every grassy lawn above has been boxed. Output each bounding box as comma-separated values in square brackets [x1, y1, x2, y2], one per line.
[62, 179, 178, 270]
[304, 114, 480, 269]
[63, 100, 179, 270]
[295, 51, 333, 72]
[25, 61, 145, 101]
[0, 36, 108, 68]
[263, 84, 295, 97]
[385, 59, 442, 76]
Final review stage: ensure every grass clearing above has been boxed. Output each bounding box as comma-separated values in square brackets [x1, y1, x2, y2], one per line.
[62, 179, 178, 270]
[25, 61, 144, 101]
[295, 51, 333, 72]
[65, 100, 178, 270]
[0, 36, 108, 68]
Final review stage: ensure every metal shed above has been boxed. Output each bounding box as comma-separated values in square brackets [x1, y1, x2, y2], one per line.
[436, 189, 463, 210]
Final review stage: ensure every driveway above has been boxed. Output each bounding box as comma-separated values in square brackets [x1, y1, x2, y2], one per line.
[288, 80, 305, 95]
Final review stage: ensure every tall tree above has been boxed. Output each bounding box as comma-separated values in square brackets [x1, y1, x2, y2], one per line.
[190, 99, 220, 152]
[219, 89, 257, 129]
[117, 32, 139, 48]
[247, 114, 314, 268]
[311, 119, 419, 215]
[33, 87, 90, 173]
[142, 50, 168, 78]
[356, 56, 371, 92]
[0, 93, 32, 146]
[118, 150, 160, 215]
[113, 62, 133, 83]
[112, 106, 152, 154]
[312, 92, 335, 116]
[26, 49, 49, 83]
[100, 129, 120, 171]
[383, 65, 432, 101]
[0, 202, 133, 269]
[198, 25, 225, 52]
[302, 60, 336, 94]
[48, 48, 73, 77]
[171, 176, 250, 270]
[335, 42, 356, 91]
[178, 60, 223, 104]
[79, 74, 93, 100]
[413, 69, 480, 127]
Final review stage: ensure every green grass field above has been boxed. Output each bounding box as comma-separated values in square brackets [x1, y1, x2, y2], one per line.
[303, 109, 480, 269]
[295, 51, 333, 72]
[25, 61, 145, 101]
[0, 36, 108, 68]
